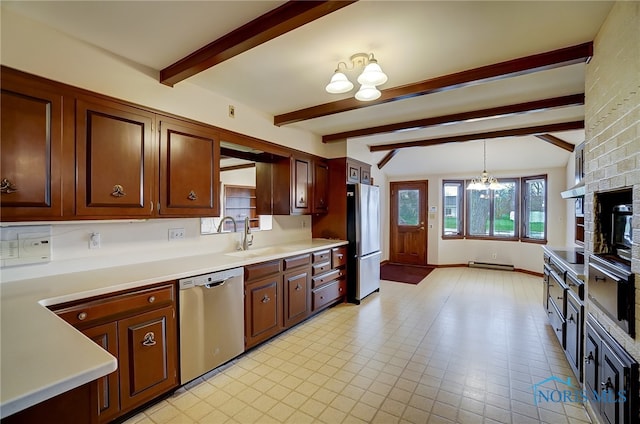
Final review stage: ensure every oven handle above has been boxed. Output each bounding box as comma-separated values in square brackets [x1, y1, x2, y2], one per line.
[590, 263, 624, 284]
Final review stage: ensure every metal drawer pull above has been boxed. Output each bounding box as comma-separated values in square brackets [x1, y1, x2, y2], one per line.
[601, 378, 613, 393]
[585, 352, 594, 364]
[77, 312, 88, 321]
[188, 190, 197, 201]
[261, 295, 270, 303]
[567, 314, 574, 323]
[1, 178, 18, 194]
[148, 296, 155, 303]
[295, 284, 302, 291]
[111, 184, 126, 197]
[142, 332, 156, 347]
[595, 275, 606, 282]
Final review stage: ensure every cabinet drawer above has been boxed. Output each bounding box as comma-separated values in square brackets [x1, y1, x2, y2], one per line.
[312, 261, 332, 275]
[312, 249, 331, 264]
[312, 269, 342, 289]
[312, 279, 346, 311]
[54, 284, 175, 326]
[332, 247, 347, 268]
[283, 253, 311, 270]
[547, 299, 565, 348]
[245, 260, 281, 281]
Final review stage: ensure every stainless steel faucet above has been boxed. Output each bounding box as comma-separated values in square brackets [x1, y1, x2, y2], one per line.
[242, 217, 253, 250]
[216, 216, 237, 233]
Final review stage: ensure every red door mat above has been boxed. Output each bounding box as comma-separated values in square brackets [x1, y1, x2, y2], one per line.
[380, 264, 434, 284]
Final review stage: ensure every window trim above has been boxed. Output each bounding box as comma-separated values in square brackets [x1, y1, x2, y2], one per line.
[520, 174, 548, 244]
[442, 180, 464, 238]
[440, 174, 547, 243]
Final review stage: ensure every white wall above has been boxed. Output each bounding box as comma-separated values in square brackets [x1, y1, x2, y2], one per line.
[383, 166, 568, 273]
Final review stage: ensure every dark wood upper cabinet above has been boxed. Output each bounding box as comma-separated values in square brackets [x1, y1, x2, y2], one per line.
[158, 117, 220, 216]
[313, 159, 329, 214]
[292, 156, 311, 214]
[75, 97, 156, 218]
[0, 73, 68, 220]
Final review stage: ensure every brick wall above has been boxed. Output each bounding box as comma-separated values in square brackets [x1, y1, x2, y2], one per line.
[584, 1, 640, 359]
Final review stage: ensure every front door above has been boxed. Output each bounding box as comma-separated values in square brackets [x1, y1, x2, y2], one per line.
[390, 181, 428, 265]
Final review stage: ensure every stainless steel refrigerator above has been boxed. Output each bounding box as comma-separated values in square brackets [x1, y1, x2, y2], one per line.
[347, 183, 381, 303]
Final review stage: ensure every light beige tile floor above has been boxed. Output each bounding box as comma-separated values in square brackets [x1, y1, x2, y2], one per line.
[124, 267, 592, 424]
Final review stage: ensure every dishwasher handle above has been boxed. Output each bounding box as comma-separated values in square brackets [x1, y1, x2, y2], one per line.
[204, 278, 229, 289]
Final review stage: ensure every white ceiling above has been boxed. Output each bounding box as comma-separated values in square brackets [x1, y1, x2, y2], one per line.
[2, 1, 614, 177]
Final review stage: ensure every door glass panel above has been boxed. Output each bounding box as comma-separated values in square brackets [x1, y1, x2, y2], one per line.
[398, 189, 419, 226]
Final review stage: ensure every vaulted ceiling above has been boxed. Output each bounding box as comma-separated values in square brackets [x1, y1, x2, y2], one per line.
[2, 1, 614, 177]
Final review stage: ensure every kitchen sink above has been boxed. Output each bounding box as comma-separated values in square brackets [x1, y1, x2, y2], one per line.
[224, 245, 299, 258]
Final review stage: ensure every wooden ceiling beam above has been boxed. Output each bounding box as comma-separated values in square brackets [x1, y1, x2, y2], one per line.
[377, 150, 399, 169]
[535, 134, 575, 152]
[275, 42, 592, 126]
[160, 1, 357, 87]
[368, 120, 584, 152]
[323, 94, 584, 142]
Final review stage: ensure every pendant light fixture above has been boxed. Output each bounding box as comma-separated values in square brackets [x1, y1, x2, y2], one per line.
[467, 140, 503, 190]
[325, 53, 387, 101]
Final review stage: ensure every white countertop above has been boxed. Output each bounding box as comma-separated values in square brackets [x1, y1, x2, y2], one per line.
[0, 238, 347, 418]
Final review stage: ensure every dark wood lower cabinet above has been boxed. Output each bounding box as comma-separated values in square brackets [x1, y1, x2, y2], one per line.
[1, 381, 98, 424]
[244, 248, 346, 350]
[118, 306, 177, 412]
[585, 314, 639, 424]
[49, 282, 178, 423]
[83, 322, 120, 422]
[245, 275, 282, 349]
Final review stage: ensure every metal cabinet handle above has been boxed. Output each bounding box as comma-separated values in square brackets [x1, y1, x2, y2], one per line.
[111, 184, 126, 197]
[148, 296, 155, 303]
[601, 378, 613, 393]
[585, 352, 594, 364]
[188, 190, 197, 201]
[567, 314, 574, 323]
[337, 253, 344, 259]
[0, 178, 18, 194]
[77, 312, 88, 321]
[142, 332, 156, 347]
[595, 275, 606, 282]
[295, 284, 302, 291]
[261, 295, 270, 303]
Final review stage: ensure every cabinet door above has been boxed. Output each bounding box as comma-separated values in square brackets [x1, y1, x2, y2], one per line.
[601, 342, 626, 424]
[584, 322, 600, 403]
[83, 322, 120, 423]
[0, 77, 66, 219]
[565, 293, 582, 377]
[117, 306, 177, 412]
[158, 117, 220, 216]
[292, 156, 311, 214]
[283, 269, 310, 327]
[76, 98, 155, 217]
[313, 160, 329, 214]
[245, 277, 282, 348]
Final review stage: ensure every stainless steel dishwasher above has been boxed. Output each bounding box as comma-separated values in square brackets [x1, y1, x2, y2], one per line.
[178, 267, 244, 384]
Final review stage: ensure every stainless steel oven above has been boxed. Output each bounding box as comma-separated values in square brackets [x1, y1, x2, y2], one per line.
[588, 254, 634, 338]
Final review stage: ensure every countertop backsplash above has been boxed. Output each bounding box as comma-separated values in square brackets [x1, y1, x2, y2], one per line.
[0, 215, 311, 283]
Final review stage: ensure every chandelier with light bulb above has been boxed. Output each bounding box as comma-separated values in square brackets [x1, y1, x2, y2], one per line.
[325, 53, 388, 101]
[467, 140, 504, 190]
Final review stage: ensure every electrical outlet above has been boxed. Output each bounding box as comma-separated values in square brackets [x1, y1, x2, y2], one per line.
[228, 105, 235, 118]
[89, 232, 101, 249]
[169, 228, 185, 241]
